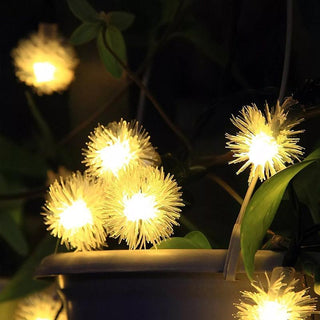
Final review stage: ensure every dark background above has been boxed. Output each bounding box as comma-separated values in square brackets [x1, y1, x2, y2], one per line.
[0, 0, 320, 274]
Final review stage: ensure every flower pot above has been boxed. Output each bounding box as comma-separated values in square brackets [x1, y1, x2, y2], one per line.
[36, 249, 285, 320]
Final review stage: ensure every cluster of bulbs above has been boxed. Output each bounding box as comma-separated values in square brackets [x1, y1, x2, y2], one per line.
[43, 119, 184, 251]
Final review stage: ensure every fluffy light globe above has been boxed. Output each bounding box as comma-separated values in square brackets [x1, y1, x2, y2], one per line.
[12, 32, 78, 95]
[226, 99, 304, 182]
[234, 273, 317, 320]
[43, 172, 108, 251]
[83, 119, 161, 178]
[104, 165, 184, 249]
[14, 286, 67, 320]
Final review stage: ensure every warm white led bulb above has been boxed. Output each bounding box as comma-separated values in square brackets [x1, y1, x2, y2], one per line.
[98, 140, 133, 176]
[33, 62, 56, 83]
[59, 199, 93, 230]
[248, 131, 278, 166]
[123, 192, 157, 221]
[258, 301, 288, 320]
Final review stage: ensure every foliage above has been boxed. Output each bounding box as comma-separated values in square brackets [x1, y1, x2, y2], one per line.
[1, 1, 320, 315]
[241, 148, 320, 279]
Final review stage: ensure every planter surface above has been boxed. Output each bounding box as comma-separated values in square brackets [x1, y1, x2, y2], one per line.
[36, 249, 286, 320]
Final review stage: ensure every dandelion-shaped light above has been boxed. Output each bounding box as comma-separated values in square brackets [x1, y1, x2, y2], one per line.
[226, 99, 304, 182]
[14, 286, 67, 320]
[12, 27, 78, 95]
[83, 119, 161, 178]
[224, 99, 304, 281]
[234, 272, 317, 320]
[43, 171, 108, 251]
[105, 165, 184, 249]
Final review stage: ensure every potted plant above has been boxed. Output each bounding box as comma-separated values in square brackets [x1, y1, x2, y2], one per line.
[1, 1, 320, 320]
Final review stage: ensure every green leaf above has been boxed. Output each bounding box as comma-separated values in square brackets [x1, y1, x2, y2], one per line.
[154, 237, 199, 249]
[185, 231, 212, 249]
[66, 0, 99, 23]
[155, 231, 211, 249]
[106, 26, 127, 64]
[160, 0, 180, 25]
[0, 213, 28, 256]
[106, 11, 135, 31]
[241, 147, 320, 279]
[293, 162, 320, 223]
[0, 135, 47, 178]
[0, 236, 56, 302]
[70, 22, 101, 45]
[97, 31, 122, 78]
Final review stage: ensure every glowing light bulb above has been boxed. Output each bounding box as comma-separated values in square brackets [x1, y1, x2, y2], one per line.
[12, 32, 78, 95]
[33, 62, 56, 83]
[14, 286, 67, 320]
[43, 172, 109, 251]
[258, 301, 288, 320]
[226, 101, 304, 182]
[234, 272, 317, 320]
[83, 120, 161, 178]
[59, 199, 93, 230]
[105, 166, 184, 249]
[123, 192, 157, 221]
[98, 140, 133, 176]
[248, 131, 278, 166]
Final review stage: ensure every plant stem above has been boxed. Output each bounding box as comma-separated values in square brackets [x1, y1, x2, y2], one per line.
[57, 82, 130, 147]
[57, 0, 186, 147]
[223, 167, 259, 281]
[25, 90, 54, 153]
[101, 29, 192, 152]
[136, 66, 152, 123]
[279, 0, 293, 103]
[0, 187, 46, 201]
[179, 214, 199, 232]
[207, 173, 243, 205]
[54, 239, 60, 254]
[54, 303, 63, 320]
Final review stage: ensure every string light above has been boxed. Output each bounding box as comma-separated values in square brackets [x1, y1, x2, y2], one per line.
[226, 100, 304, 182]
[83, 119, 161, 178]
[43, 172, 108, 251]
[12, 32, 78, 95]
[104, 166, 184, 249]
[14, 286, 67, 320]
[234, 272, 317, 320]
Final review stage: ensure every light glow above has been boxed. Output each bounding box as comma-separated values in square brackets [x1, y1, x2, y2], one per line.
[248, 131, 278, 166]
[14, 286, 67, 320]
[59, 199, 93, 230]
[98, 140, 133, 176]
[33, 62, 56, 83]
[226, 99, 304, 182]
[105, 166, 184, 249]
[12, 33, 78, 95]
[83, 120, 161, 178]
[123, 192, 157, 221]
[257, 301, 288, 320]
[43, 172, 108, 251]
[234, 272, 317, 320]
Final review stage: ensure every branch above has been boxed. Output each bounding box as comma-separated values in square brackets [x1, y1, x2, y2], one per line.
[58, 0, 188, 147]
[57, 81, 130, 147]
[279, 0, 293, 103]
[101, 29, 193, 152]
[0, 187, 47, 201]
